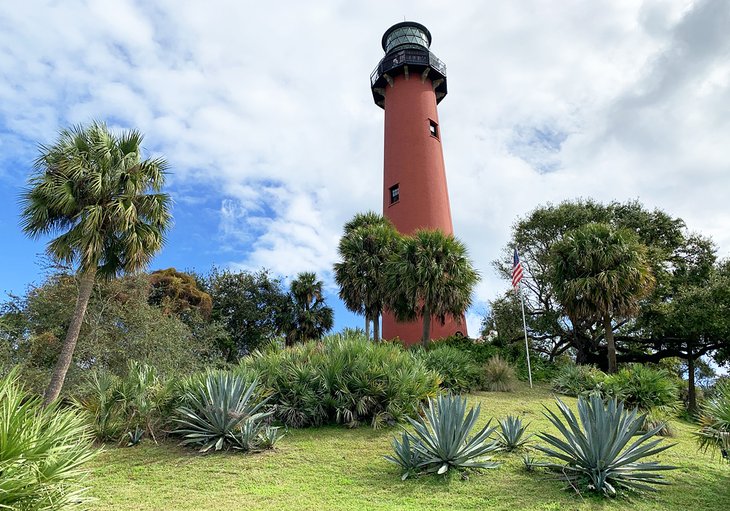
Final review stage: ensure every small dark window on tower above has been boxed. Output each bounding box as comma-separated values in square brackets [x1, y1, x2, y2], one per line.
[429, 119, 439, 139]
[389, 184, 400, 204]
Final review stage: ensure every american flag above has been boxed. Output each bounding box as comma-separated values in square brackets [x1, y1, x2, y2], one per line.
[512, 248, 524, 290]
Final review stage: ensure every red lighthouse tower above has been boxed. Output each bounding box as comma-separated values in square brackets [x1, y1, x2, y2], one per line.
[371, 22, 466, 344]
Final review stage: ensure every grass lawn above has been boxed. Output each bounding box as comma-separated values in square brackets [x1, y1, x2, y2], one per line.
[87, 382, 729, 510]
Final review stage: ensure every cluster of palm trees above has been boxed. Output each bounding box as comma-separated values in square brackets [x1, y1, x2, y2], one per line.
[333, 212, 479, 346]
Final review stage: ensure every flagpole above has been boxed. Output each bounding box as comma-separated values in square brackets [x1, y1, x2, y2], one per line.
[518, 283, 533, 389]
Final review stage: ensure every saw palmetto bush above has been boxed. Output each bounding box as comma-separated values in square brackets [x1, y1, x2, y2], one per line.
[242, 333, 440, 428]
[483, 355, 516, 392]
[604, 365, 680, 436]
[77, 361, 174, 444]
[385, 393, 501, 479]
[173, 372, 280, 452]
[697, 379, 730, 461]
[0, 370, 97, 510]
[535, 394, 676, 497]
[419, 344, 484, 393]
[495, 415, 532, 451]
[551, 364, 607, 397]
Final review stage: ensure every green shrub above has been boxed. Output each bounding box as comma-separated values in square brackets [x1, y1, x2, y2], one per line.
[429, 335, 499, 364]
[495, 415, 532, 451]
[77, 361, 174, 444]
[535, 395, 676, 497]
[697, 379, 730, 461]
[173, 372, 280, 452]
[483, 356, 516, 392]
[385, 393, 500, 479]
[0, 370, 97, 509]
[605, 365, 680, 436]
[551, 364, 606, 397]
[604, 365, 680, 410]
[419, 345, 483, 393]
[242, 333, 440, 428]
[76, 369, 124, 442]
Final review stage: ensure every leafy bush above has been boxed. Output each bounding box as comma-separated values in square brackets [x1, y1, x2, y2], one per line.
[604, 365, 680, 436]
[419, 344, 483, 393]
[495, 415, 532, 451]
[173, 372, 280, 452]
[551, 364, 606, 397]
[385, 393, 500, 479]
[483, 356, 516, 392]
[697, 379, 730, 461]
[604, 365, 680, 410]
[0, 370, 97, 509]
[77, 361, 173, 444]
[429, 335, 499, 364]
[535, 395, 676, 497]
[242, 333, 440, 428]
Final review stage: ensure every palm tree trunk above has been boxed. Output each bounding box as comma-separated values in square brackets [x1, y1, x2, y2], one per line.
[373, 313, 380, 343]
[364, 316, 370, 340]
[421, 306, 431, 347]
[43, 267, 97, 406]
[687, 341, 697, 415]
[604, 313, 617, 374]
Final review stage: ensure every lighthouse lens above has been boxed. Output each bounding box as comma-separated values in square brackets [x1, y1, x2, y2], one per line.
[385, 26, 429, 53]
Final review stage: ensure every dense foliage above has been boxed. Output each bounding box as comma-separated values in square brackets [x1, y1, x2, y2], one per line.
[1, 272, 214, 395]
[536, 395, 676, 496]
[386, 393, 500, 479]
[418, 344, 484, 393]
[242, 333, 440, 428]
[551, 364, 607, 397]
[0, 371, 97, 509]
[205, 268, 292, 361]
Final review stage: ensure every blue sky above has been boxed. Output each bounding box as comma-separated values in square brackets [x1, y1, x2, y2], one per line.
[2, 0, 730, 335]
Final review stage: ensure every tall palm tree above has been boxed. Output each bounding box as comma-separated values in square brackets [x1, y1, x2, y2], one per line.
[384, 229, 479, 346]
[333, 212, 399, 342]
[286, 272, 334, 345]
[20, 122, 172, 404]
[550, 223, 654, 373]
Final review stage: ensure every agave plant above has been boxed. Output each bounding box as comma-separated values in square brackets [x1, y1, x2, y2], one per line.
[697, 380, 730, 461]
[385, 393, 500, 479]
[173, 372, 277, 452]
[0, 370, 97, 510]
[495, 415, 532, 451]
[536, 394, 676, 496]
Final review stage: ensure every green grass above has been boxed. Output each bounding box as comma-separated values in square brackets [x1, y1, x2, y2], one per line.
[87, 383, 729, 510]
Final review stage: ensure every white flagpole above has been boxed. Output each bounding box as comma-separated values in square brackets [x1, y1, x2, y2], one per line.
[518, 283, 533, 389]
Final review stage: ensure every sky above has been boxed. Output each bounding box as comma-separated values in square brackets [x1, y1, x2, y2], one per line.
[1, 0, 729, 335]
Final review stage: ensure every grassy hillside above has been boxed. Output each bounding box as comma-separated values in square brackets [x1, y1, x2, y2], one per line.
[87, 383, 729, 510]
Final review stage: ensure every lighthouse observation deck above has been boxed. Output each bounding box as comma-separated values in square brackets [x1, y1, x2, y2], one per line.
[370, 22, 448, 108]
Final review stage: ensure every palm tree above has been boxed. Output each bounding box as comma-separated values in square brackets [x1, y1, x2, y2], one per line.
[20, 122, 172, 404]
[333, 212, 399, 342]
[384, 229, 479, 346]
[550, 223, 654, 373]
[286, 272, 334, 345]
